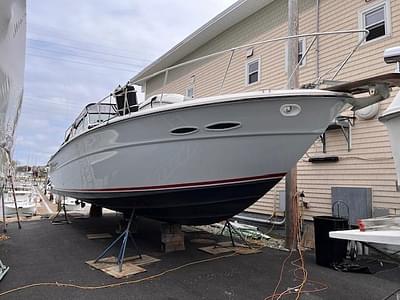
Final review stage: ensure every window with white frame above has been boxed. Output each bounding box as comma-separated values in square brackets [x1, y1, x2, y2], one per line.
[185, 86, 194, 98]
[246, 58, 260, 85]
[360, 1, 390, 42]
[297, 38, 306, 66]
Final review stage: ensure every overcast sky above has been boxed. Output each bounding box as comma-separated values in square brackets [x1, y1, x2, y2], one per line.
[14, 0, 237, 165]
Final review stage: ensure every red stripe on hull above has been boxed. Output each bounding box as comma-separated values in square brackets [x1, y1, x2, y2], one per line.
[57, 172, 286, 193]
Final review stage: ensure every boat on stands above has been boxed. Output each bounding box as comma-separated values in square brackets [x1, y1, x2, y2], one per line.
[4, 184, 37, 216]
[48, 31, 400, 225]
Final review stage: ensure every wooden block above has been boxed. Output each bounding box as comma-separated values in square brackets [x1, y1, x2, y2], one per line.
[124, 254, 160, 266]
[161, 223, 182, 234]
[161, 242, 185, 253]
[198, 245, 235, 255]
[160, 223, 185, 253]
[217, 241, 245, 248]
[190, 238, 216, 245]
[86, 233, 113, 240]
[234, 247, 262, 255]
[161, 233, 184, 243]
[301, 223, 315, 249]
[86, 257, 117, 270]
[86, 254, 160, 272]
[199, 242, 260, 255]
[102, 262, 146, 278]
[0, 234, 9, 241]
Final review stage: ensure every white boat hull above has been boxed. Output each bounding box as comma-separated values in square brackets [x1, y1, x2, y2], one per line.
[49, 91, 350, 224]
[5, 202, 36, 216]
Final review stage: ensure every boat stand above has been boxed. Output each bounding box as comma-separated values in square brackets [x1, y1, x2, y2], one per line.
[0, 260, 9, 281]
[6, 176, 21, 230]
[94, 210, 141, 272]
[51, 198, 71, 225]
[220, 220, 251, 248]
[1, 184, 7, 233]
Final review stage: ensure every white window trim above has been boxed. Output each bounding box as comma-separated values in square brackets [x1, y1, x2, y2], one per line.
[358, 0, 391, 44]
[285, 37, 307, 73]
[245, 57, 261, 86]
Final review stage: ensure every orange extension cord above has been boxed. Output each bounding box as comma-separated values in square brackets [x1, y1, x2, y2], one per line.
[0, 253, 238, 297]
[264, 192, 328, 300]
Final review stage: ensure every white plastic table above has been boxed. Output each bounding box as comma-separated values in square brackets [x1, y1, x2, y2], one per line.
[329, 229, 400, 246]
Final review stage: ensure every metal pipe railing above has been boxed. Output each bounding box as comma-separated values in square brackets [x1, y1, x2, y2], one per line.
[65, 29, 370, 143]
[130, 29, 369, 89]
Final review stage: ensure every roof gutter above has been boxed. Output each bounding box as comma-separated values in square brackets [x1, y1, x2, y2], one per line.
[130, 0, 268, 85]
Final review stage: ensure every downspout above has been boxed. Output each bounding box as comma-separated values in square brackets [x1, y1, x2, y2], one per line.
[316, 0, 320, 85]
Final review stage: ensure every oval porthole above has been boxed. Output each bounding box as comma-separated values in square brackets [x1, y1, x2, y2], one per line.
[280, 104, 301, 117]
[170, 126, 199, 136]
[205, 121, 241, 131]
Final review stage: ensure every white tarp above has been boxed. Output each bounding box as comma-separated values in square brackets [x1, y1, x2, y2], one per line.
[0, 0, 26, 183]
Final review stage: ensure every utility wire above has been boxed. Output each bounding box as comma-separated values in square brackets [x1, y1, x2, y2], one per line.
[28, 37, 152, 63]
[22, 100, 82, 111]
[28, 45, 146, 68]
[28, 24, 155, 57]
[27, 52, 137, 73]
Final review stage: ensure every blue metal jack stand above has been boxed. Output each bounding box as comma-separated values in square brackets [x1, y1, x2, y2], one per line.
[94, 210, 141, 272]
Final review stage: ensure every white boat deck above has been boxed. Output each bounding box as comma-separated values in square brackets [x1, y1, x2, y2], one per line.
[329, 229, 400, 245]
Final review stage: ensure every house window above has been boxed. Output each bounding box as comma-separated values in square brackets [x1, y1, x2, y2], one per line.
[285, 38, 306, 72]
[297, 38, 306, 66]
[246, 58, 260, 85]
[360, 2, 390, 42]
[186, 86, 194, 98]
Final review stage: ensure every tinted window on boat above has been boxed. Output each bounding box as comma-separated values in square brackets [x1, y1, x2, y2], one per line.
[205, 122, 241, 131]
[170, 126, 199, 135]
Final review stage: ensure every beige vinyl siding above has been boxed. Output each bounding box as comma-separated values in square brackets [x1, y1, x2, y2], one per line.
[144, 0, 400, 219]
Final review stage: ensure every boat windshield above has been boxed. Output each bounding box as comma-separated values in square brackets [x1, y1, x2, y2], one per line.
[64, 103, 117, 143]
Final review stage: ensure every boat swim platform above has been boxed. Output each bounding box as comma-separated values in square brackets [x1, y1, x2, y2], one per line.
[0, 216, 398, 299]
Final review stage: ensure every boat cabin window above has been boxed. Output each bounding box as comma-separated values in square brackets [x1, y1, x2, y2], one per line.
[64, 103, 117, 142]
[64, 126, 74, 142]
[360, 2, 391, 42]
[86, 103, 117, 125]
[246, 58, 260, 85]
[75, 118, 85, 135]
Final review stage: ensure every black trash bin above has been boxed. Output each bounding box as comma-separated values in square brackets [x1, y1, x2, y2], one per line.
[313, 216, 348, 267]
